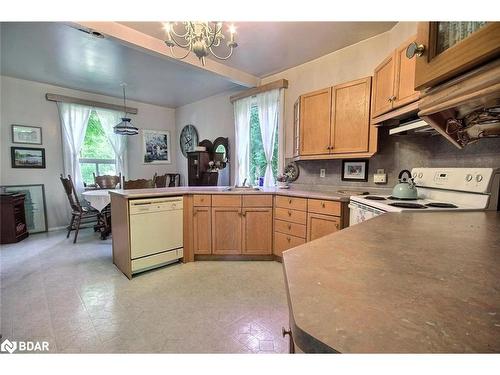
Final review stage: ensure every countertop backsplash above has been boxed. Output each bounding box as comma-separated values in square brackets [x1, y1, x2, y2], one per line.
[289, 128, 500, 188]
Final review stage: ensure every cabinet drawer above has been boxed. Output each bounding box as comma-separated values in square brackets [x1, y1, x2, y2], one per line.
[193, 194, 211, 206]
[274, 207, 307, 225]
[274, 219, 306, 239]
[307, 199, 341, 216]
[212, 195, 242, 207]
[243, 195, 273, 207]
[274, 232, 306, 257]
[275, 195, 307, 211]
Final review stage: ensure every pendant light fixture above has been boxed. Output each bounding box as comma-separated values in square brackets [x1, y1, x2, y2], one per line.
[114, 83, 139, 136]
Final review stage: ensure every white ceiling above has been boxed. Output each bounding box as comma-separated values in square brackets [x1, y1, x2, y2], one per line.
[1, 22, 396, 108]
[121, 22, 397, 77]
[0, 22, 240, 107]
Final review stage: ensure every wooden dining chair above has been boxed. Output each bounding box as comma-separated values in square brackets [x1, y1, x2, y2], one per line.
[60, 174, 103, 243]
[167, 173, 180, 187]
[93, 173, 121, 189]
[153, 173, 168, 188]
[122, 177, 155, 189]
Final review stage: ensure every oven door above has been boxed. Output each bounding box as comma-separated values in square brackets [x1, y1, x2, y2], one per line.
[348, 201, 385, 226]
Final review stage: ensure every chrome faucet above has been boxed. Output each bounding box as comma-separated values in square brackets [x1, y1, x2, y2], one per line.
[242, 178, 247, 187]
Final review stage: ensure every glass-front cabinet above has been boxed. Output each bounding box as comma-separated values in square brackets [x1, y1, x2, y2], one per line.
[409, 22, 500, 90]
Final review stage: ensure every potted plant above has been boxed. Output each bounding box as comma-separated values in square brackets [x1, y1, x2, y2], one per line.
[276, 173, 289, 189]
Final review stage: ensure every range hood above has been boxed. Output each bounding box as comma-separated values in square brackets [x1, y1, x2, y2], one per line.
[389, 118, 436, 135]
[418, 59, 500, 149]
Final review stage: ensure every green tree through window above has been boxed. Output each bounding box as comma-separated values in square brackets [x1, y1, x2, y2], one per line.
[249, 105, 279, 185]
[80, 110, 117, 185]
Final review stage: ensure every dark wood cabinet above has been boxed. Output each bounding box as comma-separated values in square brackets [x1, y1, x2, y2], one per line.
[187, 151, 210, 186]
[0, 192, 29, 244]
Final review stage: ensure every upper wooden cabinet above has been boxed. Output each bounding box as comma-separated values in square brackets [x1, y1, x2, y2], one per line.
[413, 22, 500, 90]
[299, 88, 332, 156]
[372, 35, 420, 119]
[331, 77, 372, 153]
[295, 77, 375, 160]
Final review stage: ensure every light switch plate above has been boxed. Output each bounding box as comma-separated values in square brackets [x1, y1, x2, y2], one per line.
[320, 169, 326, 178]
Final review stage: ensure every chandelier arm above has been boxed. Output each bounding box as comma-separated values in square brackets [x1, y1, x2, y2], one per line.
[169, 22, 191, 39]
[169, 32, 191, 48]
[208, 46, 235, 60]
[206, 22, 220, 49]
[169, 45, 192, 60]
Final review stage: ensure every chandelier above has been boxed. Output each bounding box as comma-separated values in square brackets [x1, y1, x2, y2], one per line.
[114, 83, 139, 136]
[163, 22, 238, 66]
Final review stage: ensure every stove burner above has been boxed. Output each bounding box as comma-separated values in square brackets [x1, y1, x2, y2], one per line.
[425, 202, 458, 208]
[364, 196, 387, 200]
[388, 202, 428, 209]
[388, 196, 418, 201]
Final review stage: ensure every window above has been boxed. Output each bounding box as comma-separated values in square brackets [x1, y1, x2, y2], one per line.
[249, 105, 279, 185]
[79, 110, 116, 186]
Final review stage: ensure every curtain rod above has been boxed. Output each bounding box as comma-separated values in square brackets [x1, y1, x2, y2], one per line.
[229, 79, 288, 103]
[45, 93, 139, 115]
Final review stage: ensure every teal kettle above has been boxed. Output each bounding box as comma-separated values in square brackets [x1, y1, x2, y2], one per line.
[392, 170, 418, 200]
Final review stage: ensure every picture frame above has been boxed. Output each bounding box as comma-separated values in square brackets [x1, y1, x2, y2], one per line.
[341, 159, 369, 181]
[11, 124, 43, 145]
[11, 146, 46, 168]
[1, 184, 48, 233]
[142, 129, 171, 164]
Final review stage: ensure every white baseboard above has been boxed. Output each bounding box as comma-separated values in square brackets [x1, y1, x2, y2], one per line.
[48, 226, 66, 232]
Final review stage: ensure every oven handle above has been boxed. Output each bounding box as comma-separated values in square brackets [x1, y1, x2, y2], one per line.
[348, 202, 385, 215]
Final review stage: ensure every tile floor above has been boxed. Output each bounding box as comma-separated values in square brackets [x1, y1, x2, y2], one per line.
[0, 229, 290, 353]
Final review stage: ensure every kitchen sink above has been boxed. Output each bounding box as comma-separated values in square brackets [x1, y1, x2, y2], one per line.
[224, 186, 261, 192]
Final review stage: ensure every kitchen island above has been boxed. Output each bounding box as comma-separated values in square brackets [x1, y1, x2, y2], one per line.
[283, 211, 500, 353]
[109, 187, 352, 278]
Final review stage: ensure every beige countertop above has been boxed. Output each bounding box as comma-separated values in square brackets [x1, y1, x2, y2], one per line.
[108, 186, 353, 202]
[283, 211, 500, 353]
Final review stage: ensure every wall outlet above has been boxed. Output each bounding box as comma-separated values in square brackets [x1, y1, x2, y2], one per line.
[374, 169, 387, 184]
[319, 168, 326, 178]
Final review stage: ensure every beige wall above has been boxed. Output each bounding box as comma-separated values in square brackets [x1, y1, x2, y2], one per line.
[175, 89, 241, 186]
[0, 76, 176, 229]
[261, 22, 418, 157]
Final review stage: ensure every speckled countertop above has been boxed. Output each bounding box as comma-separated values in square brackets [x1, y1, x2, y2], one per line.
[283, 211, 500, 353]
[108, 186, 354, 202]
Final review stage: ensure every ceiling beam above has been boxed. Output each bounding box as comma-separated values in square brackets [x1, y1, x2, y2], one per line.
[70, 22, 261, 88]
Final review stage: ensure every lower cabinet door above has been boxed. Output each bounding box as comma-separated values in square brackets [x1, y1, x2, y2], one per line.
[212, 207, 242, 254]
[193, 207, 212, 254]
[273, 231, 305, 257]
[307, 213, 340, 241]
[242, 208, 273, 255]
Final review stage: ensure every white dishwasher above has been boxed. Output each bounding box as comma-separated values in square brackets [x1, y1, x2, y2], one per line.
[129, 196, 183, 274]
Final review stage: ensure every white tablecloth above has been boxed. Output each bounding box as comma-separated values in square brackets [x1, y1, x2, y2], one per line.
[82, 189, 114, 212]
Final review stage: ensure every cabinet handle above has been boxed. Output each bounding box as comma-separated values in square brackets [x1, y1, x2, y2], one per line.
[406, 42, 425, 59]
[242, 211, 246, 217]
[287, 237, 291, 242]
[387, 97, 393, 102]
[288, 210, 292, 216]
[288, 198, 292, 204]
[391, 95, 397, 101]
[321, 202, 326, 208]
[335, 224, 339, 229]
[326, 145, 330, 150]
[288, 224, 292, 230]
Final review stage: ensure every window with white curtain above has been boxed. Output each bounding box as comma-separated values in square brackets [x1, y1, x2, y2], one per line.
[79, 110, 117, 186]
[234, 88, 283, 187]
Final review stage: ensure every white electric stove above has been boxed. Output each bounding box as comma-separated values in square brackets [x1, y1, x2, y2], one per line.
[349, 167, 500, 226]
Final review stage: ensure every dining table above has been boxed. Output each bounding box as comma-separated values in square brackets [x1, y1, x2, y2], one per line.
[82, 189, 114, 239]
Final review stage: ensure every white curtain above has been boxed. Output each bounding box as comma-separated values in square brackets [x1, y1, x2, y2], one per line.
[57, 102, 91, 193]
[255, 89, 280, 187]
[95, 108, 128, 181]
[234, 97, 252, 186]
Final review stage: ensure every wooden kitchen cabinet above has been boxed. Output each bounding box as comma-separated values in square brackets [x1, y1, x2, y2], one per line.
[242, 208, 273, 254]
[372, 35, 419, 119]
[307, 213, 340, 242]
[299, 87, 332, 155]
[211, 207, 242, 254]
[413, 22, 500, 90]
[193, 207, 212, 254]
[331, 77, 372, 153]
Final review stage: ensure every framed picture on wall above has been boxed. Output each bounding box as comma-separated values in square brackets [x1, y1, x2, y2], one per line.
[142, 129, 171, 164]
[11, 146, 46, 168]
[0, 184, 48, 233]
[12, 124, 42, 145]
[341, 159, 369, 181]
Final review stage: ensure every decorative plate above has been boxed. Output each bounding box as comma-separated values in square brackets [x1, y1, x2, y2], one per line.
[284, 161, 300, 182]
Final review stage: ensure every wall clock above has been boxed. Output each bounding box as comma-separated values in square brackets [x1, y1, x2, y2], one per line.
[179, 124, 199, 158]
